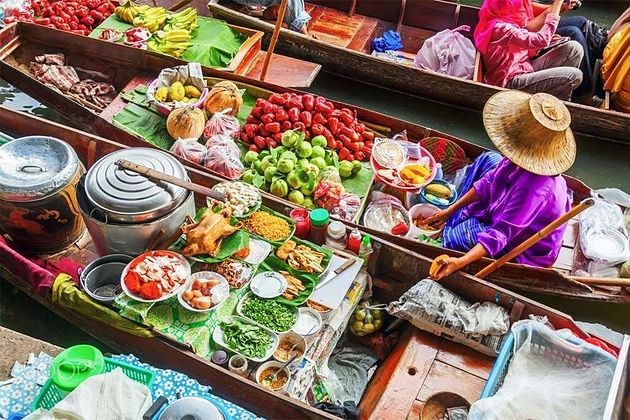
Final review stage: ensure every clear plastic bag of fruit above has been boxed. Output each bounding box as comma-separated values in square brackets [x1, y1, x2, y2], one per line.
[204, 134, 242, 158]
[314, 167, 345, 211]
[203, 108, 240, 140]
[204, 143, 245, 180]
[331, 193, 361, 221]
[349, 299, 386, 337]
[169, 138, 207, 165]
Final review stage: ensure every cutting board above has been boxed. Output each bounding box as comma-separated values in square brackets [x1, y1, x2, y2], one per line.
[309, 254, 362, 310]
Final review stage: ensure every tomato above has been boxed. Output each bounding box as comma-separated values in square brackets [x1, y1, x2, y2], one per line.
[124, 271, 142, 294]
[140, 282, 162, 300]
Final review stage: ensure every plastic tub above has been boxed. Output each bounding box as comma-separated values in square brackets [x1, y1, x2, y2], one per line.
[407, 203, 443, 239]
[419, 179, 458, 209]
[80, 254, 132, 304]
[256, 361, 291, 392]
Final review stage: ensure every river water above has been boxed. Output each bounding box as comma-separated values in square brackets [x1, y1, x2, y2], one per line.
[1, 2, 629, 347]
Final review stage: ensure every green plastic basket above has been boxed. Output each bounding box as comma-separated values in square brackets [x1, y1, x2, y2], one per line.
[32, 358, 155, 410]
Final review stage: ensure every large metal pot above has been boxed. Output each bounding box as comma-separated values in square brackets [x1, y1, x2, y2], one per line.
[0, 136, 85, 254]
[78, 148, 194, 256]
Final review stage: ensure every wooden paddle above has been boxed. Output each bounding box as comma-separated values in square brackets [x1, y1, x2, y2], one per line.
[115, 159, 227, 202]
[260, 0, 288, 82]
[568, 276, 630, 287]
[474, 198, 595, 279]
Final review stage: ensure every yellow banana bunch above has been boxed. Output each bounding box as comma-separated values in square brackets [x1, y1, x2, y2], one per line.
[149, 29, 192, 58]
[164, 7, 198, 31]
[114, 1, 150, 24]
[132, 6, 167, 33]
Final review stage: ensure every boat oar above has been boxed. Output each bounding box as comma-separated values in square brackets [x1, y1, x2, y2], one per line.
[474, 198, 595, 279]
[568, 276, 630, 287]
[114, 159, 226, 203]
[260, 0, 288, 81]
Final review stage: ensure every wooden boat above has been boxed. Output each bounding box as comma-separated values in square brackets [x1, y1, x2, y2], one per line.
[207, 0, 630, 144]
[0, 109, 620, 419]
[1, 22, 626, 305]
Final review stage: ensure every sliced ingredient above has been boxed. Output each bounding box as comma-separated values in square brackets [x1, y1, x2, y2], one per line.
[276, 240, 325, 273]
[212, 181, 261, 217]
[243, 211, 291, 242]
[220, 319, 272, 359]
[182, 207, 242, 257]
[211, 259, 254, 289]
[280, 271, 305, 301]
[241, 296, 296, 332]
[123, 251, 189, 300]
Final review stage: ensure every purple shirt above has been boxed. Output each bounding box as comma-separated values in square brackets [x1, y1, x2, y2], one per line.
[465, 158, 570, 267]
[484, 13, 559, 87]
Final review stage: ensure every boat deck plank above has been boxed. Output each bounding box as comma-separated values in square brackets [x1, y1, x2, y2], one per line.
[436, 339, 494, 381]
[416, 359, 486, 403]
[245, 50, 321, 88]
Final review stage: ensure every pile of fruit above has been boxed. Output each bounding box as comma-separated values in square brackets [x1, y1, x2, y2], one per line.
[240, 93, 375, 162]
[349, 299, 385, 337]
[240, 129, 361, 207]
[115, 3, 198, 57]
[154, 81, 202, 103]
[7, 0, 117, 35]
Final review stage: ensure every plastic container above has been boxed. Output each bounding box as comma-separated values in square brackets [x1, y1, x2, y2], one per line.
[211, 350, 229, 367]
[228, 354, 249, 377]
[290, 208, 311, 239]
[419, 179, 458, 209]
[33, 357, 154, 411]
[407, 203, 443, 239]
[347, 228, 362, 254]
[325, 221, 347, 250]
[80, 254, 132, 304]
[309, 208, 330, 245]
[50, 345, 105, 393]
[358, 235, 373, 266]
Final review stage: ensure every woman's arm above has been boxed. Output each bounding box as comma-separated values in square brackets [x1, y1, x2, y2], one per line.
[420, 187, 480, 229]
[527, 0, 563, 31]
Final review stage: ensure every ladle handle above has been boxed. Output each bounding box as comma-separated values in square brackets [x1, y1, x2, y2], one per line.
[115, 159, 226, 203]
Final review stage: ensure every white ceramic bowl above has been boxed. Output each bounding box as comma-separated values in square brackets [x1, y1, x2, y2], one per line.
[292, 307, 322, 337]
[273, 331, 307, 364]
[177, 271, 230, 313]
[120, 250, 190, 303]
[407, 203, 443, 239]
[255, 361, 291, 392]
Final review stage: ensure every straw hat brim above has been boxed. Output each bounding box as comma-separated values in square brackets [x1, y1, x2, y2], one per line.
[483, 90, 576, 176]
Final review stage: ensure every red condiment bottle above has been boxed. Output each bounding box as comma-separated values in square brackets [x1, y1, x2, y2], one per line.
[347, 228, 362, 254]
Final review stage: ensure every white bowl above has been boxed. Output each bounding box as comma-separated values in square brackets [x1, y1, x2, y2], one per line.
[177, 271, 230, 313]
[213, 316, 278, 363]
[250, 271, 287, 298]
[255, 361, 291, 392]
[120, 250, 190, 303]
[273, 331, 307, 364]
[292, 307, 322, 337]
[408, 203, 443, 239]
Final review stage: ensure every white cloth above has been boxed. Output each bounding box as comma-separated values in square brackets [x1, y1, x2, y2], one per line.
[26, 368, 152, 420]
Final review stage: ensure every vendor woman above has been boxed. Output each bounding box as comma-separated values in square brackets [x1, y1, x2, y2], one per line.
[424, 90, 575, 280]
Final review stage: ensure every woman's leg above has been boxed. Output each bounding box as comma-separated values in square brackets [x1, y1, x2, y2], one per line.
[443, 216, 490, 252]
[555, 23, 592, 97]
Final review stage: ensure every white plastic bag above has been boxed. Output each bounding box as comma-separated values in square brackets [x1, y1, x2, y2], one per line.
[578, 198, 629, 265]
[414, 25, 476, 79]
[169, 138, 207, 165]
[468, 320, 616, 420]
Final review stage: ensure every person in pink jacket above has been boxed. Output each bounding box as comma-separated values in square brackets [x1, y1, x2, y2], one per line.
[474, 0, 583, 101]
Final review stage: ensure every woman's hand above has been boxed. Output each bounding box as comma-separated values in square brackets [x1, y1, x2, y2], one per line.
[561, 0, 578, 12]
[420, 207, 454, 230]
[429, 256, 466, 280]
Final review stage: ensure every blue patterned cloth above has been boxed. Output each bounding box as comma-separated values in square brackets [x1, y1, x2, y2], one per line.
[1, 353, 263, 420]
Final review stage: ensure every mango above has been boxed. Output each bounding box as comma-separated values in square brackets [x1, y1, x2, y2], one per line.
[168, 81, 185, 102]
[154, 86, 169, 102]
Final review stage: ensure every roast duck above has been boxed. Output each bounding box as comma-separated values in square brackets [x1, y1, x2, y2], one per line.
[182, 207, 241, 257]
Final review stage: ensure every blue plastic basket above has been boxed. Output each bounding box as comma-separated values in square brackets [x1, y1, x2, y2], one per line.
[480, 332, 515, 398]
[32, 357, 155, 410]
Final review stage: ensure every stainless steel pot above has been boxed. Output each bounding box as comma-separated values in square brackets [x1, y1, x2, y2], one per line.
[79, 254, 132, 304]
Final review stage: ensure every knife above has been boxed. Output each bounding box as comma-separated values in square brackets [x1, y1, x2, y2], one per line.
[315, 258, 357, 290]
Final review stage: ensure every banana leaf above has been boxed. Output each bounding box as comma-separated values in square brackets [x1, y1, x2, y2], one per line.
[341, 163, 374, 199]
[241, 206, 295, 247]
[256, 255, 318, 306]
[111, 102, 173, 150]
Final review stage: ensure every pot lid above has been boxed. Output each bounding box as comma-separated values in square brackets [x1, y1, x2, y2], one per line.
[85, 148, 187, 220]
[0, 136, 79, 201]
[159, 397, 224, 420]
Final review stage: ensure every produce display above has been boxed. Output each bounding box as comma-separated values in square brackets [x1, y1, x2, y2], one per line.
[240, 129, 362, 208]
[205, 81, 242, 116]
[241, 296, 297, 332]
[349, 299, 384, 337]
[243, 210, 292, 243]
[276, 240, 325, 274]
[181, 207, 242, 257]
[123, 251, 189, 301]
[154, 81, 202, 105]
[212, 181, 260, 218]
[220, 319, 273, 359]
[239, 93, 374, 162]
[180, 272, 229, 310]
[212, 259, 254, 289]
[6, 0, 117, 35]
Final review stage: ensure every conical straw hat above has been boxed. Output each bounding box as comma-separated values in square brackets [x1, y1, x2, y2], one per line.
[483, 90, 576, 176]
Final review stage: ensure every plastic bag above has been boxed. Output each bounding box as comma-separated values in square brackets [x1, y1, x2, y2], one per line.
[468, 320, 616, 420]
[331, 193, 361, 221]
[169, 138, 207, 165]
[204, 143, 244, 180]
[578, 198, 629, 265]
[362, 192, 410, 235]
[314, 167, 345, 211]
[415, 25, 476, 79]
[204, 134, 241, 158]
[349, 299, 386, 337]
[203, 108, 240, 140]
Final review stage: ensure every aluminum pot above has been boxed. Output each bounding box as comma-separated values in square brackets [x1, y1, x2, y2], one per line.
[79, 254, 132, 304]
[0, 136, 85, 254]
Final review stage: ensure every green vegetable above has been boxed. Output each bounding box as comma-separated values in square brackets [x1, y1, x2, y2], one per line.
[244, 151, 258, 165]
[311, 135, 327, 148]
[288, 190, 304, 205]
[287, 169, 308, 189]
[260, 156, 275, 172]
[221, 319, 272, 358]
[270, 179, 289, 198]
[252, 160, 264, 175]
[241, 169, 256, 184]
[297, 141, 312, 158]
[277, 158, 295, 174]
[300, 180, 316, 196]
[242, 296, 296, 332]
[280, 151, 298, 162]
[351, 160, 362, 174]
[311, 145, 325, 159]
[339, 160, 353, 178]
[297, 158, 310, 168]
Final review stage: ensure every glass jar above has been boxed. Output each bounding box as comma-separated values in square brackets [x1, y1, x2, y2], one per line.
[326, 221, 347, 250]
[290, 208, 310, 239]
[308, 208, 330, 245]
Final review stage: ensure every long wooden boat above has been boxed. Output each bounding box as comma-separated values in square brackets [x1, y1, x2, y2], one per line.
[0, 110, 620, 419]
[207, 0, 630, 144]
[1, 22, 626, 305]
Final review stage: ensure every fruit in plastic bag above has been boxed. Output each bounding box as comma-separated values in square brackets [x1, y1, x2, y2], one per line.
[203, 109, 240, 139]
[349, 299, 384, 337]
[204, 142, 244, 180]
[169, 138, 207, 165]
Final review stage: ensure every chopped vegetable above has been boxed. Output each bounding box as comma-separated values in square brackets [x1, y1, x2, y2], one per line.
[242, 296, 296, 332]
[220, 319, 272, 359]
